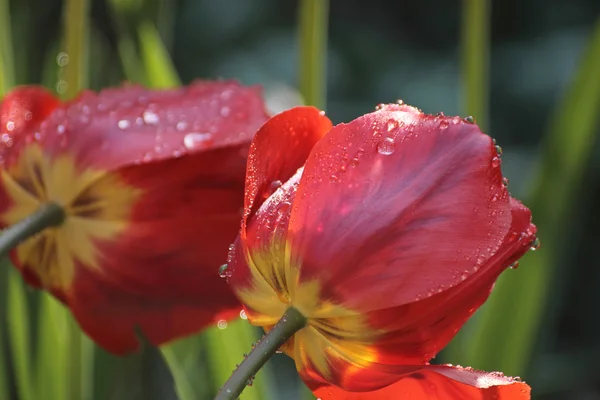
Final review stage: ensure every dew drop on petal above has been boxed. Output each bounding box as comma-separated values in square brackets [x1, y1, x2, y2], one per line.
[495, 145, 503, 155]
[502, 177, 509, 187]
[509, 261, 519, 269]
[530, 237, 541, 251]
[386, 118, 399, 132]
[220, 106, 231, 117]
[5, 121, 15, 132]
[218, 264, 230, 278]
[377, 137, 396, 155]
[439, 120, 449, 129]
[183, 132, 213, 150]
[491, 157, 501, 167]
[463, 116, 475, 123]
[117, 119, 130, 130]
[176, 121, 188, 131]
[143, 110, 160, 125]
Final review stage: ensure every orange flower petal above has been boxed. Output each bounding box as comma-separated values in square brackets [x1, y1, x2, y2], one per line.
[310, 365, 530, 400]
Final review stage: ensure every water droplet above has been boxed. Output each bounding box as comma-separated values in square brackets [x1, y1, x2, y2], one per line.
[143, 110, 160, 125]
[375, 103, 385, 111]
[220, 106, 231, 117]
[439, 120, 449, 129]
[5, 121, 15, 131]
[509, 261, 519, 269]
[117, 120, 130, 130]
[56, 80, 68, 94]
[239, 310, 247, 320]
[502, 177, 509, 187]
[491, 157, 501, 167]
[396, 99, 404, 105]
[435, 112, 445, 117]
[56, 52, 69, 67]
[57, 125, 66, 135]
[495, 145, 503, 155]
[330, 174, 339, 182]
[183, 132, 213, 150]
[218, 264, 230, 278]
[530, 237, 541, 251]
[377, 137, 396, 155]
[217, 320, 228, 330]
[386, 119, 399, 132]
[276, 202, 292, 214]
[268, 180, 282, 196]
[463, 116, 475, 123]
[176, 121, 188, 131]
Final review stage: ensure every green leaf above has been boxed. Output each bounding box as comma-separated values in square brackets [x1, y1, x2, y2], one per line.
[7, 269, 35, 400]
[137, 20, 180, 88]
[160, 335, 212, 400]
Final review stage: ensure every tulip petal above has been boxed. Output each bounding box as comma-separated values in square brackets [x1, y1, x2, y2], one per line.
[0, 86, 60, 164]
[56, 149, 246, 353]
[242, 106, 332, 226]
[288, 105, 527, 309]
[23, 80, 269, 171]
[310, 365, 530, 399]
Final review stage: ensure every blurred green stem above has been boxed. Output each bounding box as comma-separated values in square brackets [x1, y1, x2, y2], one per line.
[62, 0, 90, 99]
[461, 0, 490, 130]
[62, 1, 95, 398]
[298, 0, 329, 109]
[216, 308, 306, 400]
[0, 0, 15, 95]
[0, 203, 65, 259]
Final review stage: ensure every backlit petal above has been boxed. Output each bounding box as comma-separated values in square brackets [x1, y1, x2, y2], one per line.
[288, 105, 525, 310]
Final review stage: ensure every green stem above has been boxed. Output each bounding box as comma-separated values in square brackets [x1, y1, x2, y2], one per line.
[0, 0, 15, 95]
[0, 203, 65, 259]
[216, 308, 307, 400]
[461, 0, 490, 131]
[298, 0, 329, 109]
[62, 0, 90, 99]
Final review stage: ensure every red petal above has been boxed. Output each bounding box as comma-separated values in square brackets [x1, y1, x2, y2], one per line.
[242, 106, 332, 229]
[288, 105, 519, 309]
[310, 365, 530, 400]
[61, 149, 246, 353]
[31, 80, 269, 171]
[0, 86, 60, 164]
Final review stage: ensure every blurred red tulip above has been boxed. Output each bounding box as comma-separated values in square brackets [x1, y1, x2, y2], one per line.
[227, 104, 537, 399]
[0, 81, 269, 354]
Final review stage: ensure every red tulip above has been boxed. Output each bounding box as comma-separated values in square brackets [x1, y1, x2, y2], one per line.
[227, 104, 537, 399]
[0, 81, 269, 354]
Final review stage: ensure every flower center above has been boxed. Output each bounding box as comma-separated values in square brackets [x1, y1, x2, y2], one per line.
[0, 144, 141, 290]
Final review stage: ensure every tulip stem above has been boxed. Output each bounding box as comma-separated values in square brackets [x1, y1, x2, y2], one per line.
[216, 307, 307, 400]
[0, 203, 65, 259]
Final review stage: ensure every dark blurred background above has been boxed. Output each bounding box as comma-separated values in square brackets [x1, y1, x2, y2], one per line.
[3, 0, 600, 399]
